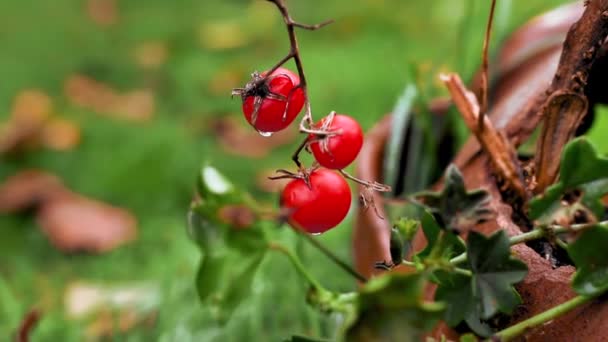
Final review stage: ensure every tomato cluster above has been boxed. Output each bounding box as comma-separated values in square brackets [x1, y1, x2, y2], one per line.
[236, 67, 365, 234]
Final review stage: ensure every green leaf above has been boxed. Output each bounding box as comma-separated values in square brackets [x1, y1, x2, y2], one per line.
[416, 165, 494, 232]
[567, 225, 608, 296]
[530, 138, 608, 221]
[434, 272, 474, 327]
[188, 165, 270, 323]
[467, 231, 527, 319]
[346, 273, 444, 341]
[435, 231, 527, 336]
[416, 210, 465, 260]
[385, 218, 420, 266]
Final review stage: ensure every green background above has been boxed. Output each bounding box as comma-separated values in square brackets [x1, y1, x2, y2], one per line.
[3, 0, 604, 341]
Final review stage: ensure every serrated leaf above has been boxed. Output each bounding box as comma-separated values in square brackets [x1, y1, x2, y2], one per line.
[434, 231, 526, 337]
[467, 231, 527, 319]
[416, 165, 494, 232]
[346, 273, 444, 341]
[567, 225, 608, 296]
[530, 138, 608, 221]
[416, 210, 465, 260]
[434, 272, 474, 327]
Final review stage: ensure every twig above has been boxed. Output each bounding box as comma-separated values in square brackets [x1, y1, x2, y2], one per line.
[16, 309, 41, 342]
[478, 0, 497, 131]
[440, 73, 527, 201]
[265, 0, 333, 131]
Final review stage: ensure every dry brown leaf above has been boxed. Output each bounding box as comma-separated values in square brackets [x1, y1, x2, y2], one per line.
[208, 69, 244, 96]
[37, 193, 137, 253]
[133, 41, 168, 69]
[64, 74, 155, 122]
[0, 170, 66, 213]
[0, 90, 54, 154]
[86, 309, 157, 339]
[212, 116, 296, 158]
[40, 118, 81, 151]
[199, 21, 247, 50]
[11, 89, 53, 123]
[256, 168, 290, 193]
[87, 0, 118, 26]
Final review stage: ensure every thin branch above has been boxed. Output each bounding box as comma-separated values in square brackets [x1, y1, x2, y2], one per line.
[478, 0, 497, 131]
[265, 0, 333, 130]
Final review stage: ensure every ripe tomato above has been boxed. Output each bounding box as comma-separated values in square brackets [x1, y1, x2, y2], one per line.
[280, 168, 351, 234]
[242, 67, 305, 133]
[309, 114, 363, 169]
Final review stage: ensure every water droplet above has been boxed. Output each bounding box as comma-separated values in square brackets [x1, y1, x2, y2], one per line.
[311, 232, 322, 236]
[258, 130, 273, 137]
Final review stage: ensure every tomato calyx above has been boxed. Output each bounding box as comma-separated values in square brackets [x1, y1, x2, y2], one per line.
[232, 71, 294, 127]
[306, 111, 341, 156]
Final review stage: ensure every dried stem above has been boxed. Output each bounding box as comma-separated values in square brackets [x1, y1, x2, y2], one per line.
[478, 0, 497, 131]
[440, 73, 527, 201]
[265, 0, 333, 130]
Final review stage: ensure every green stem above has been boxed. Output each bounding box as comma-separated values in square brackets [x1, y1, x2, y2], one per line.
[401, 260, 472, 277]
[299, 231, 368, 283]
[269, 242, 326, 291]
[449, 221, 607, 265]
[492, 295, 594, 341]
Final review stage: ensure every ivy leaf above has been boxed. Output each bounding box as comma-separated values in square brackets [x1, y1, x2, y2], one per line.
[188, 165, 269, 323]
[530, 138, 608, 222]
[416, 164, 494, 232]
[415, 210, 465, 260]
[567, 225, 608, 296]
[346, 273, 444, 341]
[467, 231, 527, 319]
[434, 231, 526, 337]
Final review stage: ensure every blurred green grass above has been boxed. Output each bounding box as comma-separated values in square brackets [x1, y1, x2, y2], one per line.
[0, 0, 592, 341]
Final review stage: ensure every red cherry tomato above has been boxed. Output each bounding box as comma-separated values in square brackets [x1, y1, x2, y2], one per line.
[281, 168, 351, 234]
[309, 114, 363, 169]
[242, 67, 305, 133]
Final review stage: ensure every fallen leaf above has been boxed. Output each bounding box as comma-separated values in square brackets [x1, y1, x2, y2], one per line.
[211, 116, 296, 158]
[40, 118, 81, 151]
[199, 21, 247, 50]
[0, 90, 53, 154]
[37, 193, 137, 253]
[64, 282, 159, 338]
[65, 282, 159, 318]
[0, 170, 65, 213]
[64, 74, 155, 121]
[133, 41, 168, 69]
[11, 90, 53, 124]
[87, 0, 118, 27]
[208, 69, 244, 96]
[86, 308, 156, 339]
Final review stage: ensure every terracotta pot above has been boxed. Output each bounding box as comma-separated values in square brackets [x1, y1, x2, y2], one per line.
[353, 2, 608, 340]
